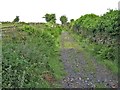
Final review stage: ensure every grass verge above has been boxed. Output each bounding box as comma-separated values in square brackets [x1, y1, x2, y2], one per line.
[70, 31, 118, 75]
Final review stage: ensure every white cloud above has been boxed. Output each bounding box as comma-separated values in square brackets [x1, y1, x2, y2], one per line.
[0, 0, 119, 23]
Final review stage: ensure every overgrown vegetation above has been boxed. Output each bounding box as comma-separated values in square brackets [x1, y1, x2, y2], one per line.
[71, 9, 119, 74]
[2, 23, 65, 88]
[2, 9, 119, 88]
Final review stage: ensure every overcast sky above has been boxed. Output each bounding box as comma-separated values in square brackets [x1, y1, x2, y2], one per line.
[0, 0, 119, 23]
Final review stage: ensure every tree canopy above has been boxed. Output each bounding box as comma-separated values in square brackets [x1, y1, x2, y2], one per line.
[43, 13, 56, 23]
[60, 15, 68, 25]
[13, 16, 19, 22]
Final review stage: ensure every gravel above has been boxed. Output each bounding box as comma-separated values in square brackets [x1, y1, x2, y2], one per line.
[60, 31, 118, 88]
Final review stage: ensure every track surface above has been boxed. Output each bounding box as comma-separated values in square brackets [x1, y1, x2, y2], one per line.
[60, 31, 118, 88]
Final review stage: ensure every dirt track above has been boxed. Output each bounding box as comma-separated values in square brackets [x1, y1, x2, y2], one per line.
[60, 31, 118, 88]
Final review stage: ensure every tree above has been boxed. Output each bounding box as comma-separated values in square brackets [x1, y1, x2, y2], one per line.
[70, 19, 74, 22]
[60, 15, 68, 25]
[50, 14, 56, 23]
[43, 13, 56, 23]
[13, 16, 19, 22]
[70, 19, 74, 29]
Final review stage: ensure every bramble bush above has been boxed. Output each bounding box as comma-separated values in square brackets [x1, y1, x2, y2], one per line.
[72, 9, 119, 73]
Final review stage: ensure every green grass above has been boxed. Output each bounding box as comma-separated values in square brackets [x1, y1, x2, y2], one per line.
[95, 83, 106, 88]
[48, 55, 65, 80]
[101, 60, 118, 74]
[2, 23, 21, 28]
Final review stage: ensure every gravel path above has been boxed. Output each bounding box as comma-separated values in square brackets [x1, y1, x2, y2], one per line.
[60, 31, 118, 88]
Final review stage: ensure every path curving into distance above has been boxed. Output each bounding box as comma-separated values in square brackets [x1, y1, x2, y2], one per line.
[60, 31, 118, 88]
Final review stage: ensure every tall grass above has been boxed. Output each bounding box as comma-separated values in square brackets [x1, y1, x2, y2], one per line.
[2, 24, 65, 88]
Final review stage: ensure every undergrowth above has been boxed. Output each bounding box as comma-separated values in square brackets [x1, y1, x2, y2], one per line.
[71, 32, 118, 75]
[2, 24, 65, 88]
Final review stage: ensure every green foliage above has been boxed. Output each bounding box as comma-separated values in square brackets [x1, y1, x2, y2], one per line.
[70, 19, 74, 22]
[60, 15, 68, 25]
[72, 9, 119, 74]
[43, 13, 56, 23]
[22, 25, 35, 35]
[13, 16, 19, 22]
[2, 24, 64, 88]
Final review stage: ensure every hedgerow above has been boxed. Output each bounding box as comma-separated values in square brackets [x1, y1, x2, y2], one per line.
[72, 9, 119, 73]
